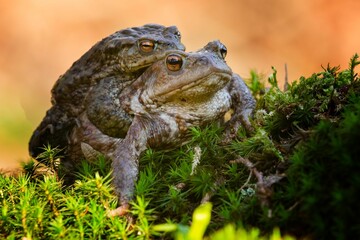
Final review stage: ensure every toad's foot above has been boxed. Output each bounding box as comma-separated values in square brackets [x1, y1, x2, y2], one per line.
[107, 203, 130, 217]
[221, 108, 255, 145]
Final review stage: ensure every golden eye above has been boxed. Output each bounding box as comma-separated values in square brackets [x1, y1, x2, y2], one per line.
[139, 40, 155, 53]
[166, 54, 183, 71]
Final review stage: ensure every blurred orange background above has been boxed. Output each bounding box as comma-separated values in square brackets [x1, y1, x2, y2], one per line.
[1, 0, 360, 171]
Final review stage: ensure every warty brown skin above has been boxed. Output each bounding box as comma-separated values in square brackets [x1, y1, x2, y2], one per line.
[29, 24, 185, 159]
[69, 41, 256, 216]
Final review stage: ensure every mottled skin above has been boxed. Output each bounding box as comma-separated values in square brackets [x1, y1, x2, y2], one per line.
[68, 41, 256, 216]
[29, 24, 185, 158]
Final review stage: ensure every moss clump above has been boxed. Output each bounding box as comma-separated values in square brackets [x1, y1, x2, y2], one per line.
[260, 56, 360, 140]
[285, 95, 360, 238]
[251, 54, 360, 239]
[1, 54, 359, 239]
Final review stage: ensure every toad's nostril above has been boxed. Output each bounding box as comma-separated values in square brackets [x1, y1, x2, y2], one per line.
[195, 56, 209, 65]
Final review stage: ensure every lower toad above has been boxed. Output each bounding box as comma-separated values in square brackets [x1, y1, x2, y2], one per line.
[68, 40, 255, 216]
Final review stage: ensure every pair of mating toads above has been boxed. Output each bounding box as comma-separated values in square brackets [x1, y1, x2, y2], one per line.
[29, 24, 256, 216]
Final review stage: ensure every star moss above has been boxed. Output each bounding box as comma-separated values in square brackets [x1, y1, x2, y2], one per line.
[1, 54, 359, 239]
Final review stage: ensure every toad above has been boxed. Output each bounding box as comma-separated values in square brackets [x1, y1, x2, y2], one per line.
[29, 24, 185, 158]
[68, 41, 256, 216]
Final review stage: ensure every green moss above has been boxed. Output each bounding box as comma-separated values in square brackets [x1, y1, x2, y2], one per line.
[1, 54, 360, 239]
[284, 95, 360, 239]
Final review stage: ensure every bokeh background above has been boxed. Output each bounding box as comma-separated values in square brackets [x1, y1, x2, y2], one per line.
[1, 0, 360, 171]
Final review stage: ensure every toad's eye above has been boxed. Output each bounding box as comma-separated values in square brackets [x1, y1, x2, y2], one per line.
[139, 40, 155, 53]
[175, 31, 181, 39]
[166, 54, 183, 71]
[220, 45, 227, 59]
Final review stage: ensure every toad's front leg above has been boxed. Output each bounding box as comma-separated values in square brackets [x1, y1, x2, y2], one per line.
[223, 73, 256, 143]
[107, 118, 149, 217]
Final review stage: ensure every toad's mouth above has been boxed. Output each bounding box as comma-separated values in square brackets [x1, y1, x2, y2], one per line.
[155, 72, 232, 99]
[126, 61, 155, 73]
[127, 50, 184, 72]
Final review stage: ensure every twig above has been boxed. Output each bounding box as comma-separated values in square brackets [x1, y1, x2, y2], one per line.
[201, 192, 212, 204]
[231, 157, 285, 208]
[284, 63, 289, 91]
[230, 156, 255, 168]
[239, 170, 253, 191]
[287, 200, 300, 211]
[200, 178, 224, 204]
